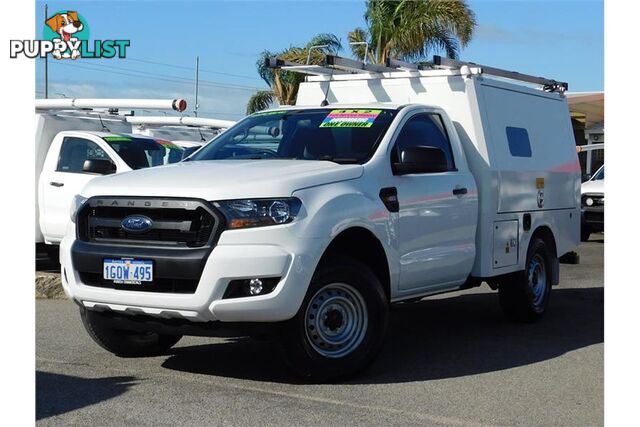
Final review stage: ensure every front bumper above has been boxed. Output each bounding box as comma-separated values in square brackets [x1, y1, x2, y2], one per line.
[60, 232, 326, 323]
[581, 206, 604, 229]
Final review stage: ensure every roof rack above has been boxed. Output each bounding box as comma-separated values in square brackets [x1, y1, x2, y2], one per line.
[324, 55, 398, 74]
[265, 57, 348, 76]
[265, 55, 398, 76]
[432, 56, 568, 93]
[125, 116, 236, 129]
[266, 54, 568, 93]
[35, 98, 188, 112]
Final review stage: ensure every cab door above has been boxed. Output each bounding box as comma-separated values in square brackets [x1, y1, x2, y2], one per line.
[390, 111, 477, 293]
[39, 136, 118, 243]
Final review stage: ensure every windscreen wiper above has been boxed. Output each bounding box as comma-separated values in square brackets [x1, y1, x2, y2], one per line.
[317, 155, 360, 164]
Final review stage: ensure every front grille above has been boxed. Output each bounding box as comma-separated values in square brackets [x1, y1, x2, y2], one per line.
[581, 194, 604, 208]
[74, 197, 222, 295]
[79, 272, 198, 294]
[77, 197, 221, 248]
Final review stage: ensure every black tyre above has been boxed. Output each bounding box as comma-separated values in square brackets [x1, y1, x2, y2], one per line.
[580, 225, 591, 242]
[279, 256, 389, 382]
[499, 237, 552, 322]
[44, 244, 60, 263]
[80, 308, 182, 357]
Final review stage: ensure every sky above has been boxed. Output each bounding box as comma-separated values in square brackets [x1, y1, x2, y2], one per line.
[34, 0, 604, 121]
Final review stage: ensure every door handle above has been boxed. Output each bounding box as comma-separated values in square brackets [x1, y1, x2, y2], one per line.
[49, 182, 64, 187]
[452, 187, 467, 196]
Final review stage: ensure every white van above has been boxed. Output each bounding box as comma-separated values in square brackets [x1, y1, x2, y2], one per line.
[60, 56, 580, 381]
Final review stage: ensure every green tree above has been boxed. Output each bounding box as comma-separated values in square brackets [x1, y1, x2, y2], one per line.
[348, 0, 476, 65]
[246, 34, 342, 114]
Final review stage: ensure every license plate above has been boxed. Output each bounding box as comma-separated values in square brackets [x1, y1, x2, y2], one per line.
[103, 258, 153, 284]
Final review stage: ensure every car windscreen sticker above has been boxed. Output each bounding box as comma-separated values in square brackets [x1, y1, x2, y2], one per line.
[320, 109, 382, 128]
[155, 139, 181, 150]
[103, 136, 133, 142]
[252, 110, 286, 117]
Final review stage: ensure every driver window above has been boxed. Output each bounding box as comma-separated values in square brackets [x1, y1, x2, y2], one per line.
[57, 137, 111, 173]
[394, 114, 456, 170]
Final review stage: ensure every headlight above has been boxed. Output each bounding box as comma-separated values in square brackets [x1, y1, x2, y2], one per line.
[214, 198, 302, 229]
[70, 195, 88, 223]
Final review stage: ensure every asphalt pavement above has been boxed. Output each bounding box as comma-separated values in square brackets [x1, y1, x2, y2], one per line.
[36, 235, 604, 426]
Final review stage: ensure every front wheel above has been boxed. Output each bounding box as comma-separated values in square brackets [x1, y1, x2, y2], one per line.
[499, 237, 552, 322]
[580, 224, 591, 242]
[279, 257, 389, 382]
[80, 308, 182, 357]
[44, 244, 60, 263]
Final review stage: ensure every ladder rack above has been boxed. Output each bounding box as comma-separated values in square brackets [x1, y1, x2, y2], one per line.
[266, 54, 568, 93]
[432, 56, 568, 92]
[265, 57, 349, 76]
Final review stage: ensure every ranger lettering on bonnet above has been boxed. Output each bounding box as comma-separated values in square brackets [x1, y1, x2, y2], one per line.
[45, 11, 84, 59]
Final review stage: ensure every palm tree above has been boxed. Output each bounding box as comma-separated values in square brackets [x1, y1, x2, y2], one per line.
[348, 0, 476, 65]
[246, 34, 342, 114]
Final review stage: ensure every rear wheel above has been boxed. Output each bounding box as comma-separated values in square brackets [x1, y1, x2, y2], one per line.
[279, 257, 388, 382]
[499, 237, 552, 322]
[80, 307, 182, 357]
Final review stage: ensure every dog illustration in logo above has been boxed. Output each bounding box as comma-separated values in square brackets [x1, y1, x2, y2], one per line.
[45, 11, 84, 59]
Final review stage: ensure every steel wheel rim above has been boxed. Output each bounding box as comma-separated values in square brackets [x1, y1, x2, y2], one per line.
[528, 254, 547, 306]
[305, 283, 368, 359]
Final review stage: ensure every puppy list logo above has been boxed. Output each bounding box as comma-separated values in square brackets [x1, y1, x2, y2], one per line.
[10, 10, 130, 59]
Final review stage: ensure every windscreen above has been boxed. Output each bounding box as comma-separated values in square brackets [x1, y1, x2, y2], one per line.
[592, 165, 604, 180]
[102, 135, 184, 169]
[190, 108, 398, 164]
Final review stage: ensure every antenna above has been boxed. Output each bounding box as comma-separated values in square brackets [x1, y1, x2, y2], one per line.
[98, 114, 110, 132]
[194, 56, 200, 117]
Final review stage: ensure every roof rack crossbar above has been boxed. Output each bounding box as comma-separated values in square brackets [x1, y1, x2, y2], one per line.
[324, 55, 397, 74]
[432, 55, 568, 92]
[265, 57, 345, 76]
[281, 65, 349, 76]
[384, 58, 431, 71]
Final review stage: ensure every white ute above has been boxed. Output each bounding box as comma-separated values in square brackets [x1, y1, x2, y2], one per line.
[36, 99, 189, 257]
[580, 163, 604, 241]
[61, 56, 580, 381]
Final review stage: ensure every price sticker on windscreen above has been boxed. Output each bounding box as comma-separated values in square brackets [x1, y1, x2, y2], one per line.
[320, 109, 382, 128]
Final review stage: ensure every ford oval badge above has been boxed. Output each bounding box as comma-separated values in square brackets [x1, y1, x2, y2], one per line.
[121, 215, 153, 233]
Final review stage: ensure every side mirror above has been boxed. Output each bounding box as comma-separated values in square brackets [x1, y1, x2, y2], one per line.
[581, 173, 592, 182]
[181, 146, 200, 160]
[83, 159, 116, 175]
[393, 146, 449, 175]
